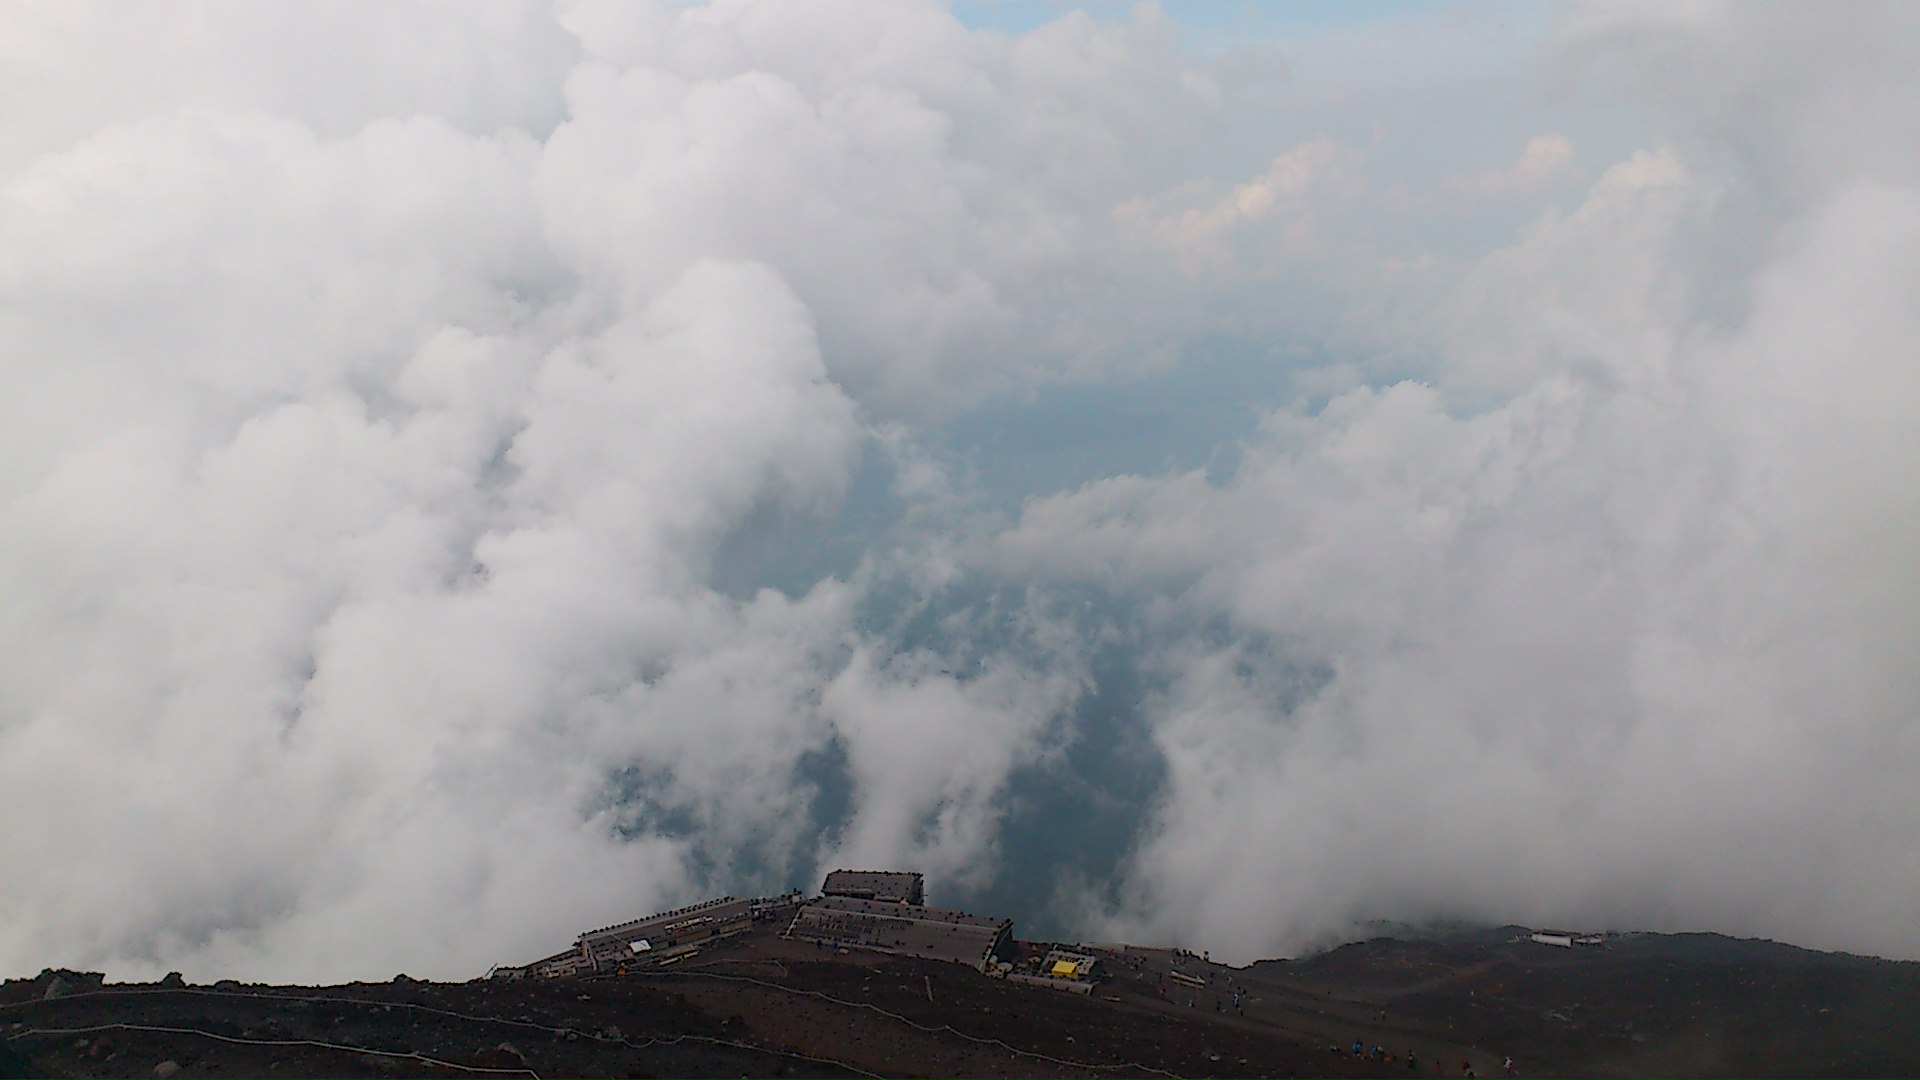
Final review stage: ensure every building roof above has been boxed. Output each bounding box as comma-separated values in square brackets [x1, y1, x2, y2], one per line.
[786, 895, 1009, 969]
[1042, 948, 1099, 978]
[578, 896, 748, 944]
[821, 869, 924, 899]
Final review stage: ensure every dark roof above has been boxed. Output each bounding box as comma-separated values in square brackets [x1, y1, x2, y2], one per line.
[787, 896, 1009, 968]
[578, 896, 749, 944]
[821, 869, 923, 895]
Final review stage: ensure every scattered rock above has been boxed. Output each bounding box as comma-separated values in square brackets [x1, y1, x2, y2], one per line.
[601, 1025, 622, 1040]
[153, 1060, 181, 1078]
[38, 969, 106, 990]
[160, 972, 186, 988]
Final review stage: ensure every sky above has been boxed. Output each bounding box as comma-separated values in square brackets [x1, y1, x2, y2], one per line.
[952, 0, 1447, 43]
[2, 0, 1918, 983]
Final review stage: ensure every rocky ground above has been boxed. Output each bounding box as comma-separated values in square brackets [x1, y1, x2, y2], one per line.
[4, 925, 1915, 1078]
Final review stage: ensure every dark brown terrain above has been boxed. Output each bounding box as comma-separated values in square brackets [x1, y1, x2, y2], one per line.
[5, 925, 1916, 1078]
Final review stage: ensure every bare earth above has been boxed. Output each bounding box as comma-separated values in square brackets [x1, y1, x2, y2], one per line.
[4, 925, 1915, 1078]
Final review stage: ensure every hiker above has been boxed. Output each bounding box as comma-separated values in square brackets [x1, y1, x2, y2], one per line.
[1503, 1057, 1514, 1076]
[1407, 1049, 1418, 1070]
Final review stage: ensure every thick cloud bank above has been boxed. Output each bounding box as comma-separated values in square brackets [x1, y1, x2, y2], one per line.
[2, 1, 1917, 979]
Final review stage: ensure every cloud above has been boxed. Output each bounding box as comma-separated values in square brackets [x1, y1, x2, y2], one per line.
[1443, 133, 1574, 197]
[820, 633, 1086, 893]
[2, 0, 1917, 984]
[0, 0, 1217, 982]
[0, 2, 578, 174]
[982, 22, 1920, 958]
[1122, 137, 1360, 270]
[1552, 3, 1920, 207]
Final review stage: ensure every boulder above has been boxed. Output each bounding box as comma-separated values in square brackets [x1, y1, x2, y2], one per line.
[153, 1060, 181, 1078]
[160, 972, 186, 988]
[37, 968, 105, 999]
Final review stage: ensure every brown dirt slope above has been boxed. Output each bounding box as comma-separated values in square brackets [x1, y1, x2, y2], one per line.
[4, 926, 1915, 1078]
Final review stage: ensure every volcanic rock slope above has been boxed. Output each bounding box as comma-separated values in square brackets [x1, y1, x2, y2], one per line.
[4, 926, 1916, 1078]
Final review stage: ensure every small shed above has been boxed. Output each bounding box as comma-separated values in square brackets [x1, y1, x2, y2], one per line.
[1042, 949, 1099, 980]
